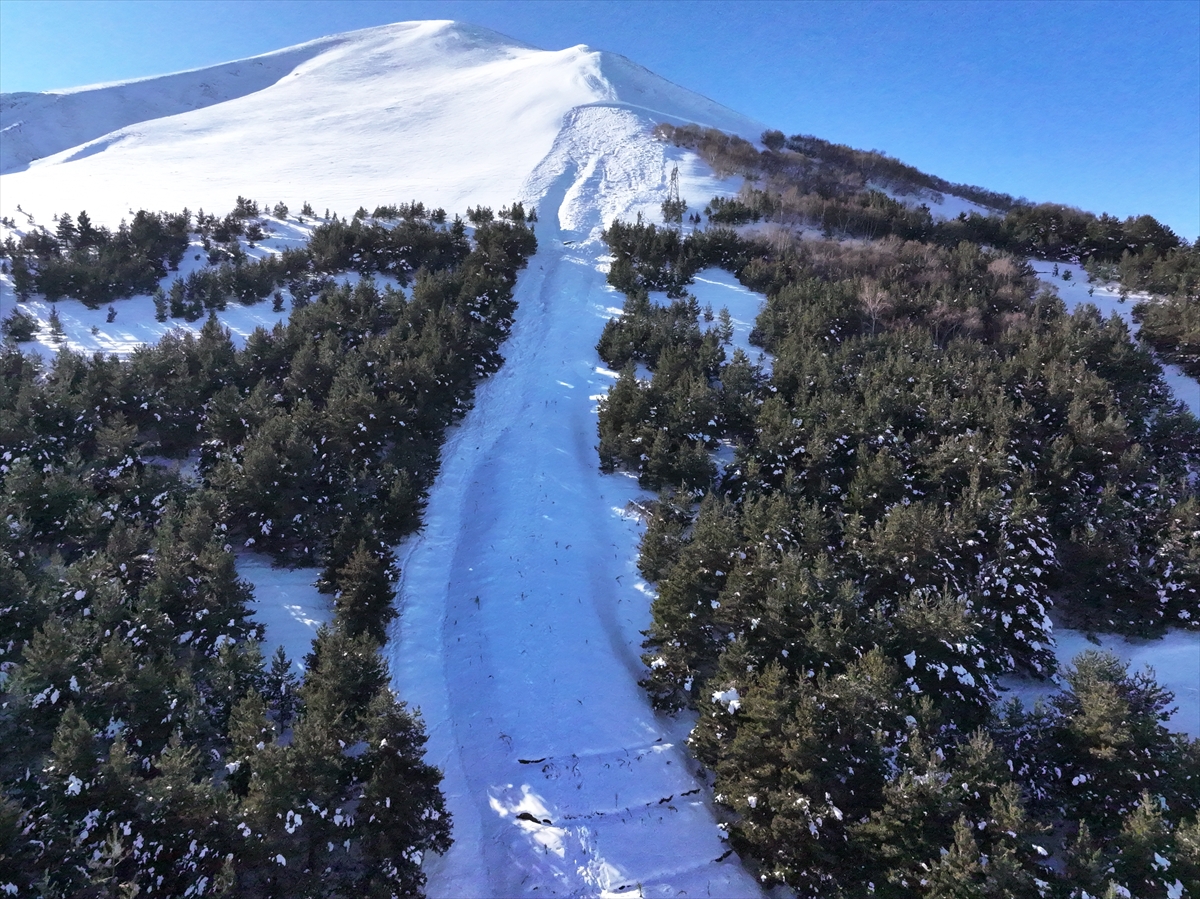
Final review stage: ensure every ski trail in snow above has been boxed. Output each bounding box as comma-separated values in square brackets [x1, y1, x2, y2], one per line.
[390, 107, 760, 897]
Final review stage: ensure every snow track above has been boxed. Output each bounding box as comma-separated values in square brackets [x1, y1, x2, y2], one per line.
[389, 108, 760, 897]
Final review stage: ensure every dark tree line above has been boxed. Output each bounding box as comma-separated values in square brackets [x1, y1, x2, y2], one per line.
[655, 123, 1200, 301]
[4, 210, 190, 308]
[596, 218, 1200, 896]
[0, 201, 538, 896]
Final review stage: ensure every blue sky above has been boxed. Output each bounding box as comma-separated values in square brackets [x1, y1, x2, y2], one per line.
[2, 0, 1197, 239]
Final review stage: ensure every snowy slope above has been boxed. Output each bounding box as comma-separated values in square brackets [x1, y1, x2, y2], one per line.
[391, 105, 759, 897]
[0, 20, 761, 227]
[0, 35, 349, 175]
[4, 16, 1198, 893]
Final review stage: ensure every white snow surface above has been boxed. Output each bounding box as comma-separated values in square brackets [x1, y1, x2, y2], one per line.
[1, 35, 345, 175]
[237, 553, 331, 672]
[0, 20, 762, 229]
[390, 104, 759, 896]
[923, 191, 998, 222]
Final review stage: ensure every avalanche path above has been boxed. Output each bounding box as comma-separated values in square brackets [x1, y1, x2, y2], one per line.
[389, 107, 761, 898]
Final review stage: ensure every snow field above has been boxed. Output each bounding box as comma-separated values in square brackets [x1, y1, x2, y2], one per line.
[923, 191, 999, 222]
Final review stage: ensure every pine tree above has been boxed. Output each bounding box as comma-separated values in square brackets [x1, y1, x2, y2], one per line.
[1, 308, 39, 342]
[301, 626, 389, 731]
[1174, 816, 1200, 897]
[331, 541, 397, 643]
[1064, 821, 1111, 896]
[378, 467, 422, 537]
[357, 690, 451, 895]
[926, 816, 986, 899]
[0, 794, 36, 894]
[139, 733, 231, 897]
[1050, 651, 1178, 835]
[44, 704, 100, 810]
[153, 286, 168, 322]
[266, 645, 300, 727]
[48, 305, 64, 342]
[75, 210, 95, 246]
[227, 689, 274, 796]
[169, 279, 186, 319]
[54, 213, 78, 250]
[10, 256, 33, 300]
[1111, 793, 1175, 898]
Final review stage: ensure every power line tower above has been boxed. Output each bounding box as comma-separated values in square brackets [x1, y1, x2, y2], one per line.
[661, 164, 686, 227]
[667, 165, 681, 209]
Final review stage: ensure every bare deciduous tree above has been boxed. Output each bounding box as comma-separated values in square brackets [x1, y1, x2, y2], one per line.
[860, 278, 892, 335]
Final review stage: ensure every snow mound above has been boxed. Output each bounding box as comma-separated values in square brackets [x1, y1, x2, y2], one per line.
[0, 20, 761, 227]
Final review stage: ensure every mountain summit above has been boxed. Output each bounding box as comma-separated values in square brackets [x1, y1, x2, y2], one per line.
[0, 20, 760, 226]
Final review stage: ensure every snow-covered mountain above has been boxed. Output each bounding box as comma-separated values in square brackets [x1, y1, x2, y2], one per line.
[0, 20, 760, 228]
[4, 18, 1199, 897]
